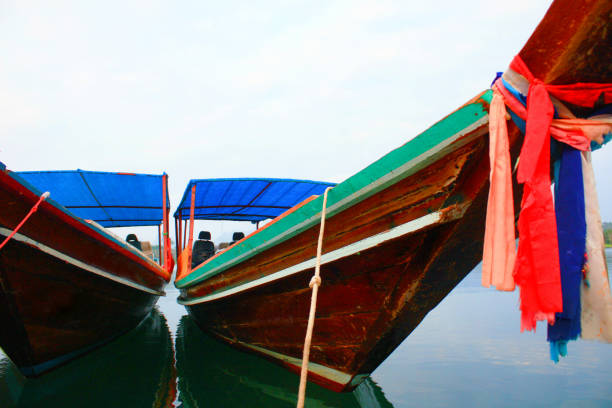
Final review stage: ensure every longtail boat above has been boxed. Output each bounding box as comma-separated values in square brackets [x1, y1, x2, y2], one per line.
[174, 0, 611, 392]
[0, 165, 173, 377]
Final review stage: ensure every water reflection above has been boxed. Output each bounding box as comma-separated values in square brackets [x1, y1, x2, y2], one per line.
[175, 315, 393, 408]
[0, 309, 176, 408]
[371, 249, 612, 407]
[1, 251, 610, 407]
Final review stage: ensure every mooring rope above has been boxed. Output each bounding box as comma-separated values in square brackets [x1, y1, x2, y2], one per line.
[0, 191, 49, 251]
[296, 186, 332, 408]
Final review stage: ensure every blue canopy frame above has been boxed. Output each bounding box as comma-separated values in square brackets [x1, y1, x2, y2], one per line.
[17, 169, 171, 228]
[173, 178, 336, 222]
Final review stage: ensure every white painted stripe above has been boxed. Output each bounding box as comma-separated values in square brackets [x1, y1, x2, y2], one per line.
[180, 208, 463, 306]
[216, 334, 353, 386]
[0, 227, 165, 296]
[182, 117, 488, 288]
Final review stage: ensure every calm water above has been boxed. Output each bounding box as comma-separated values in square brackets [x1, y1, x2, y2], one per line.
[1, 250, 611, 407]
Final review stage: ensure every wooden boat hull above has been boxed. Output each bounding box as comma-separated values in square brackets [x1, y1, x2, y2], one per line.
[178, 0, 611, 392]
[181, 109, 523, 391]
[0, 168, 168, 376]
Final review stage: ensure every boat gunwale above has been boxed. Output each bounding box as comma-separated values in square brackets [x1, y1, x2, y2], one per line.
[178, 205, 470, 305]
[1, 169, 171, 283]
[176, 90, 493, 289]
[0, 227, 166, 296]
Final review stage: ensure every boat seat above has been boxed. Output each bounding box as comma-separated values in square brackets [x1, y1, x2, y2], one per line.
[231, 232, 245, 245]
[192, 231, 215, 268]
[140, 241, 154, 259]
[126, 234, 142, 251]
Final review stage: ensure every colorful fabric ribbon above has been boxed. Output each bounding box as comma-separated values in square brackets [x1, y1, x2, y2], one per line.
[483, 54, 612, 333]
[548, 143, 585, 362]
[580, 151, 612, 343]
[482, 89, 516, 291]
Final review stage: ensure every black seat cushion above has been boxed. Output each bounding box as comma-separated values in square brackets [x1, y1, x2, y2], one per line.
[126, 234, 142, 251]
[192, 240, 215, 268]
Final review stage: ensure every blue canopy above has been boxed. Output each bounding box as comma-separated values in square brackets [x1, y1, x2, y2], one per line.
[17, 169, 169, 228]
[174, 178, 336, 222]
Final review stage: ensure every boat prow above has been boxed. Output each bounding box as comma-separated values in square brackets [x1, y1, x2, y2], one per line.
[0, 167, 173, 376]
[174, 0, 611, 392]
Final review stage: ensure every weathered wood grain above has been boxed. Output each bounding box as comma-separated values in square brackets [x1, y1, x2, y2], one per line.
[0, 169, 168, 376]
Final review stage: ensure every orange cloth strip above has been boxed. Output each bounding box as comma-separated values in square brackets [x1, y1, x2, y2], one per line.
[482, 89, 516, 291]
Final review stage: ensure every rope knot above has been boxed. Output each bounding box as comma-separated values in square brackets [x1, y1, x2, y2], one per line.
[309, 275, 321, 288]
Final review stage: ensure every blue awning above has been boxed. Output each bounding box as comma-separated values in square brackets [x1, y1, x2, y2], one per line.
[174, 178, 336, 222]
[17, 169, 169, 228]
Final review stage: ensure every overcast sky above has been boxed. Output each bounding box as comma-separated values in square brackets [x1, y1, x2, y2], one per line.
[1, 0, 610, 243]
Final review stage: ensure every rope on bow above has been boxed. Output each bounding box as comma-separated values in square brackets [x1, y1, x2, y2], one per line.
[296, 186, 332, 408]
[0, 191, 50, 251]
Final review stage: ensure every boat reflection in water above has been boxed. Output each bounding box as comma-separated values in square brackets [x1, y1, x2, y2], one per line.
[0, 309, 176, 408]
[176, 315, 394, 407]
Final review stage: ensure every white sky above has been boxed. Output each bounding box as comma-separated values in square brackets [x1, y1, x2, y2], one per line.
[1, 0, 610, 244]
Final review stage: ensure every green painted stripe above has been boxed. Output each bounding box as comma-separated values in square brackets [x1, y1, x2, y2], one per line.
[176, 90, 492, 289]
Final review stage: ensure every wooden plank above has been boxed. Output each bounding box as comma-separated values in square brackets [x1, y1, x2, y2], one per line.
[183, 136, 486, 301]
[176, 94, 492, 288]
[0, 237, 159, 373]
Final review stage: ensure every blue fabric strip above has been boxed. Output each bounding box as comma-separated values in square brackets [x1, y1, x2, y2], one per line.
[548, 143, 586, 361]
[501, 77, 527, 104]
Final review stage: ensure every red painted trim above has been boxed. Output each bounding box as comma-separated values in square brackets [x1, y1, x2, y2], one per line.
[2, 170, 170, 282]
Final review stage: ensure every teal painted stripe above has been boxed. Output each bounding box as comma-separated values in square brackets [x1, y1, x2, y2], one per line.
[176, 91, 492, 289]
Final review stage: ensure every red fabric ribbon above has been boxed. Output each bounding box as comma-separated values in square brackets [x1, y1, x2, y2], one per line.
[515, 75, 561, 330]
[504, 56, 612, 331]
[509, 56, 612, 107]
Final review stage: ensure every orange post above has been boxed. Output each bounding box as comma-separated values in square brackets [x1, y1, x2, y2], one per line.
[157, 224, 162, 264]
[187, 184, 196, 267]
[175, 218, 180, 258]
[183, 219, 187, 250]
[162, 173, 173, 274]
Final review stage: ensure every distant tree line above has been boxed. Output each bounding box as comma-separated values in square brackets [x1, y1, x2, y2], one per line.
[604, 222, 612, 246]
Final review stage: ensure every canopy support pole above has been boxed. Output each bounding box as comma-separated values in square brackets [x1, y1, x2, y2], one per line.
[175, 217, 180, 258]
[157, 224, 162, 264]
[162, 174, 170, 271]
[187, 184, 196, 266]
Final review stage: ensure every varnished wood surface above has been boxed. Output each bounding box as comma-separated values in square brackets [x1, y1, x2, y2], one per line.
[0, 170, 167, 375]
[518, 0, 612, 85]
[0, 237, 160, 374]
[184, 126, 496, 391]
[184, 128, 488, 301]
[0, 170, 169, 288]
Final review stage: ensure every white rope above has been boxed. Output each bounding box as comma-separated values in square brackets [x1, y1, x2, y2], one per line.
[296, 187, 332, 408]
